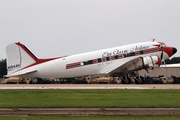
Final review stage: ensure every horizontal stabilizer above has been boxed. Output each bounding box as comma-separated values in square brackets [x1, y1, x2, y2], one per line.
[5, 69, 37, 77]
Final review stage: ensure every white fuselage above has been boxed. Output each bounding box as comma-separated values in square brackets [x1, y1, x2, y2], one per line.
[19, 42, 166, 78]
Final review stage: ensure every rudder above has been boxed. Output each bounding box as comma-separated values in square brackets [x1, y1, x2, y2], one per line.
[6, 42, 37, 74]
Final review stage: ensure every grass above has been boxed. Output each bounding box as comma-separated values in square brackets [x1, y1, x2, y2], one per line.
[0, 116, 180, 120]
[0, 89, 179, 108]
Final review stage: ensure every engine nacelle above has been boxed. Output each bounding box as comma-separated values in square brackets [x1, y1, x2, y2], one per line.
[143, 56, 161, 70]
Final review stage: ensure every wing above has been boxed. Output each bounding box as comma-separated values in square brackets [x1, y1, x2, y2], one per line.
[98, 55, 161, 76]
[98, 57, 144, 75]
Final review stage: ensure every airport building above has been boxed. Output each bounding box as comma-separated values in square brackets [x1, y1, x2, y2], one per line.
[139, 64, 180, 77]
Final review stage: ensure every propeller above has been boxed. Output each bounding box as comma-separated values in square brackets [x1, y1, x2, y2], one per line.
[160, 51, 164, 63]
[160, 51, 166, 77]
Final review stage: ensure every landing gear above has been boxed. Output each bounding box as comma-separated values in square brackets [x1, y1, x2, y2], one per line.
[112, 72, 131, 84]
[133, 71, 144, 84]
[112, 71, 144, 84]
[121, 73, 131, 84]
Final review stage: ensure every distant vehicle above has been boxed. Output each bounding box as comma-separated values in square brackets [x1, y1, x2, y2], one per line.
[145, 76, 174, 84]
[0, 77, 62, 84]
[160, 77, 174, 84]
[0, 78, 4, 82]
[171, 76, 180, 84]
[83, 76, 121, 84]
[0, 77, 28, 84]
[5, 41, 177, 83]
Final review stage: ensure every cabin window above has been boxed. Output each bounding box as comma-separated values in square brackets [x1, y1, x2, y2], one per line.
[83, 61, 88, 65]
[106, 57, 110, 61]
[130, 52, 135, 56]
[140, 50, 144, 54]
[88, 60, 93, 64]
[97, 58, 102, 63]
[114, 55, 119, 59]
[123, 54, 127, 57]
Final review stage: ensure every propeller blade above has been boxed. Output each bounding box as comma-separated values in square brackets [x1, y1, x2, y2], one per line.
[160, 51, 163, 62]
[160, 51, 165, 76]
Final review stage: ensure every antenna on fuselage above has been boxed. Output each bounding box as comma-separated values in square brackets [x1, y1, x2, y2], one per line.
[152, 38, 155, 42]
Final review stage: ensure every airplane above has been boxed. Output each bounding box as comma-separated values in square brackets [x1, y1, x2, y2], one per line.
[5, 41, 177, 82]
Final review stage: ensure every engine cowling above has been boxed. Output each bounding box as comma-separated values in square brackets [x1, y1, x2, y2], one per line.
[143, 56, 161, 70]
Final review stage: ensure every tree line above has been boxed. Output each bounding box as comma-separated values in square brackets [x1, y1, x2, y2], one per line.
[165, 57, 180, 64]
[0, 57, 180, 78]
[0, 59, 7, 78]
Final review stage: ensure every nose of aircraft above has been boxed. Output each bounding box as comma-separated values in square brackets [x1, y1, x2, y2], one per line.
[161, 46, 177, 58]
[172, 47, 177, 55]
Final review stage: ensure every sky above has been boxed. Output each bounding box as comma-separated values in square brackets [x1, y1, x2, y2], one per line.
[0, 0, 180, 60]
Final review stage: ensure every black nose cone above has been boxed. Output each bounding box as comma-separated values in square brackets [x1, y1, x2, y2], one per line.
[172, 47, 177, 55]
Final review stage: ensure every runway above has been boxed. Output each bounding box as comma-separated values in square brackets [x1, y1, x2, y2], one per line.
[0, 108, 180, 116]
[0, 84, 180, 89]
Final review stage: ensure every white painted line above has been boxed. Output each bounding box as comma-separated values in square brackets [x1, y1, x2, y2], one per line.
[0, 87, 150, 89]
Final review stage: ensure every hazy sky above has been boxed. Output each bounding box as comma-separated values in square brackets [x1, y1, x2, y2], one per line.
[0, 0, 180, 60]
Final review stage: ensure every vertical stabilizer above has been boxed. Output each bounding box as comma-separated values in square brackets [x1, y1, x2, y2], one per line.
[6, 42, 37, 74]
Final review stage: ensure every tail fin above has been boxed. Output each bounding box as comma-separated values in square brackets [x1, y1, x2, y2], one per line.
[6, 42, 37, 75]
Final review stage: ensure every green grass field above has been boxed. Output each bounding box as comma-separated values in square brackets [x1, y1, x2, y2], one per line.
[0, 116, 180, 120]
[0, 89, 179, 108]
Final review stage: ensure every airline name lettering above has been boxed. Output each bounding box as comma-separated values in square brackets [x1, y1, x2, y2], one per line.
[102, 45, 149, 57]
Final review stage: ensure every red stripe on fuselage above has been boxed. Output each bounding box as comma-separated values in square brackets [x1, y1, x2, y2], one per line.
[67, 62, 81, 66]
[66, 47, 160, 69]
[66, 65, 81, 69]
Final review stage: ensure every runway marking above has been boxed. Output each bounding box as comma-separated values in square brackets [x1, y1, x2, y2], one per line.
[1, 84, 180, 89]
[0, 87, 150, 89]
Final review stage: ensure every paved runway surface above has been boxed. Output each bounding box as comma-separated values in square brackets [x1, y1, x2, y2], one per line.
[0, 84, 180, 89]
[0, 108, 180, 116]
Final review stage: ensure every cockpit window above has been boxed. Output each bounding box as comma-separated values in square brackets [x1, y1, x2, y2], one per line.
[162, 44, 166, 47]
[159, 44, 166, 48]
